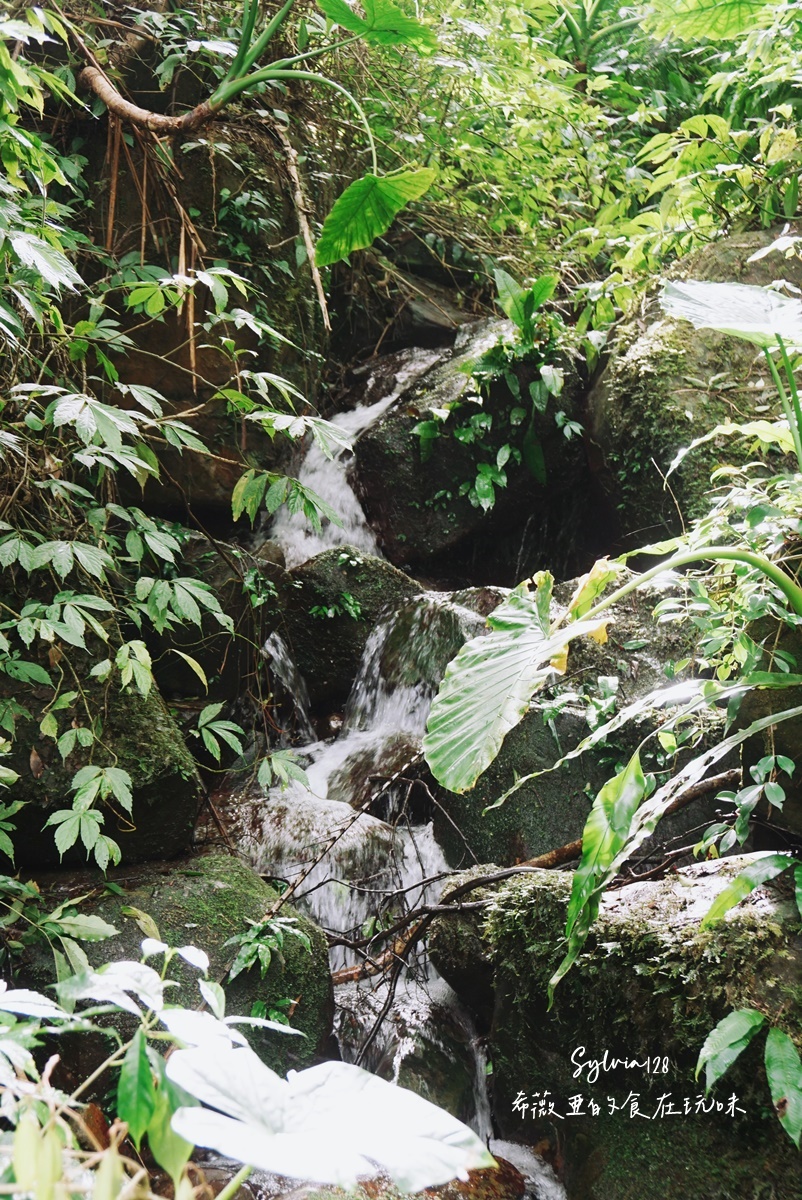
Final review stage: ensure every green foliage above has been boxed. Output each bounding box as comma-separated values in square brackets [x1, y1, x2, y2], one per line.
[224, 915, 313, 981]
[315, 168, 437, 265]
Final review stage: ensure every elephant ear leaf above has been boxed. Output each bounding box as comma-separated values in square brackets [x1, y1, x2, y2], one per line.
[423, 578, 612, 794]
[648, 0, 769, 41]
[318, 0, 437, 47]
[315, 168, 436, 266]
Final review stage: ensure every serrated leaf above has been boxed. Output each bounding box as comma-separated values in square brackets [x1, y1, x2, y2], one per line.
[316, 169, 436, 266]
[649, 0, 769, 41]
[55, 913, 119, 941]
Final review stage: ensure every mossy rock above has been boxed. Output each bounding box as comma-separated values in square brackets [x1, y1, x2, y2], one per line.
[20, 853, 333, 1084]
[587, 229, 801, 545]
[430, 856, 802, 1200]
[431, 578, 726, 868]
[2, 676, 202, 869]
[281, 547, 421, 709]
[352, 321, 602, 586]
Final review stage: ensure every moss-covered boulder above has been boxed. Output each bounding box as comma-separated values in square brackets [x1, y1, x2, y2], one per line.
[281, 547, 422, 709]
[21, 853, 333, 1080]
[3, 678, 202, 868]
[353, 321, 603, 585]
[587, 229, 802, 545]
[430, 855, 802, 1200]
[431, 578, 724, 868]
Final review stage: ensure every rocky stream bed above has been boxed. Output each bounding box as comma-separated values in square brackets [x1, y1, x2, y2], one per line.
[16, 230, 802, 1200]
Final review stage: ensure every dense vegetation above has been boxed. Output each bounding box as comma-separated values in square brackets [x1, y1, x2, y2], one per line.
[2, 0, 802, 1193]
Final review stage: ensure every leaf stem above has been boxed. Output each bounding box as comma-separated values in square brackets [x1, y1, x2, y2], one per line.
[215, 1164, 253, 1200]
[763, 346, 802, 468]
[586, 546, 802, 622]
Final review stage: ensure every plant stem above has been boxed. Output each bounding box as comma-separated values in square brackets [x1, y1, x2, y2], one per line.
[214, 70, 378, 174]
[215, 1164, 253, 1200]
[763, 346, 802, 468]
[586, 546, 802, 623]
[775, 335, 802, 461]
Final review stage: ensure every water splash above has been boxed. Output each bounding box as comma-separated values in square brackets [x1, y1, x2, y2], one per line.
[262, 631, 315, 741]
[271, 348, 440, 568]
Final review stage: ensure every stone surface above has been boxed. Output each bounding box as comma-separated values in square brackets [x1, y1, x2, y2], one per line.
[431, 577, 727, 868]
[2, 674, 203, 869]
[353, 321, 605, 585]
[587, 229, 802, 546]
[280, 547, 422, 710]
[20, 853, 333, 1083]
[430, 855, 802, 1200]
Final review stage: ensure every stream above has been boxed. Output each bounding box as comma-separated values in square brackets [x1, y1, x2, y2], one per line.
[215, 345, 568, 1199]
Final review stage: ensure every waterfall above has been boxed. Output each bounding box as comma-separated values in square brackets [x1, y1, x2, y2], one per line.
[222, 585, 565, 1196]
[270, 348, 440, 569]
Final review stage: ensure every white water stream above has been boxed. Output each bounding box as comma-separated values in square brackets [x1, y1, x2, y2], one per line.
[270, 348, 440, 569]
[237, 347, 567, 1197]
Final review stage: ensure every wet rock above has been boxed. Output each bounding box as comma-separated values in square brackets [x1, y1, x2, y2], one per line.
[202, 1158, 525, 1200]
[431, 855, 802, 1200]
[326, 732, 420, 814]
[2, 675, 202, 868]
[353, 321, 600, 585]
[20, 853, 333, 1084]
[431, 577, 727, 868]
[587, 228, 802, 546]
[281, 547, 422, 709]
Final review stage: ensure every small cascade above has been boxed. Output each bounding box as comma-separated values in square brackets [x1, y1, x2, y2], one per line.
[262, 631, 315, 741]
[270, 348, 440, 568]
[223, 585, 561, 1186]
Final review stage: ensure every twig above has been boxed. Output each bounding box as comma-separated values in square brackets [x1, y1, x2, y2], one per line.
[272, 124, 331, 333]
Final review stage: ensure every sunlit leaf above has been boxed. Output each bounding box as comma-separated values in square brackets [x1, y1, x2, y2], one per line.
[316, 169, 436, 266]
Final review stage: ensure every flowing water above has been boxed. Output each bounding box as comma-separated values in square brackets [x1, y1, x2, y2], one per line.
[233, 350, 567, 1197]
[270, 348, 440, 569]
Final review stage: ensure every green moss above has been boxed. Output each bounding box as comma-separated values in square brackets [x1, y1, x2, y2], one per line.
[22, 854, 333, 1076]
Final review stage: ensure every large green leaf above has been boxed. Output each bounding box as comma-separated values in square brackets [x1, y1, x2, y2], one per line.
[548, 751, 648, 1001]
[765, 1028, 802, 1148]
[315, 168, 436, 266]
[318, 0, 437, 47]
[660, 280, 802, 351]
[423, 579, 612, 793]
[648, 0, 771, 41]
[700, 853, 797, 928]
[117, 1028, 156, 1150]
[696, 1009, 766, 1092]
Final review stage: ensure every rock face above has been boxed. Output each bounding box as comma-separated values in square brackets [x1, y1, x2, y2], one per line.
[587, 229, 802, 545]
[353, 321, 605, 585]
[431, 578, 725, 868]
[2, 677, 203, 869]
[280, 547, 422, 710]
[21, 854, 333, 1080]
[430, 855, 802, 1200]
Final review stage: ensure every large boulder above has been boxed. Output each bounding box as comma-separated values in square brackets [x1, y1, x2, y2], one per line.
[431, 577, 726, 868]
[280, 547, 422, 710]
[430, 855, 802, 1200]
[20, 853, 333, 1082]
[353, 321, 604, 585]
[2, 675, 203, 869]
[587, 229, 802, 545]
